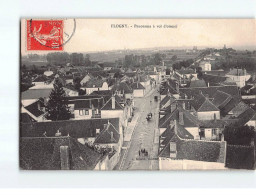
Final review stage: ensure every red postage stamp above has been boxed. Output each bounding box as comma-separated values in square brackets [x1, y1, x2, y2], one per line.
[26, 19, 63, 51]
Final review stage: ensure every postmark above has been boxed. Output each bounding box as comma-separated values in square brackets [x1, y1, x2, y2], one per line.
[26, 19, 76, 51]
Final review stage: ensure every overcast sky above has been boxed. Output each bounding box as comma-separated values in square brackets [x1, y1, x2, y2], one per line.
[21, 19, 256, 54]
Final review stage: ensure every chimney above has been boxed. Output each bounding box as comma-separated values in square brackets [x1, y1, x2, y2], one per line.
[60, 146, 70, 170]
[179, 111, 184, 125]
[214, 113, 217, 122]
[55, 129, 61, 137]
[207, 82, 209, 87]
[137, 82, 139, 88]
[112, 96, 115, 109]
[89, 99, 92, 108]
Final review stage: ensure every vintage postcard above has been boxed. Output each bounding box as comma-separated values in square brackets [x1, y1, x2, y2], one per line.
[20, 19, 256, 170]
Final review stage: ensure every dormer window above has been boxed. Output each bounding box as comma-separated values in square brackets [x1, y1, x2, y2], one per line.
[79, 110, 84, 115]
[96, 128, 100, 135]
[84, 109, 89, 115]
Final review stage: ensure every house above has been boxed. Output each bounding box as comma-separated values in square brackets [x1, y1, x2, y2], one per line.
[228, 101, 250, 117]
[32, 75, 50, 86]
[147, 71, 159, 83]
[159, 120, 226, 170]
[63, 86, 79, 97]
[199, 61, 211, 71]
[188, 79, 207, 88]
[175, 69, 197, 80]
[73, 98, 104, 119]
[101, 96, 126, 128]
[159, 103, 200, 138]
[139, 75, 151, 92]
[226, 68, 251, 88]
[111, 81, 134, 100]
[199, 119, 226, 141]
[20, 118, 122, 170]
[160, 95, 176, 110]
[21, 99, 46, 122]
[80, 74, 93, 86]
[82, 78, 109, 95]
[20, 136, 109, 170]
[131, 82, 145, 97]
[197, 98, 220, 120]
[160, 84, 179, 100]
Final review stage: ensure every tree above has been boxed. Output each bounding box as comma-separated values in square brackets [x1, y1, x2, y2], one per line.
[224, 125, 255, 145]
[45, 78, 71, 121]
[73, 76, 82, 90]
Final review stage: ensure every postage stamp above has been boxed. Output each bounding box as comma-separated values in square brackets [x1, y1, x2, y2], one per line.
[26, 19, 64, 51]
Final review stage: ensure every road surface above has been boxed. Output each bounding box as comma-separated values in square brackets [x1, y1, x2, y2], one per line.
[118, 86, 160, 170]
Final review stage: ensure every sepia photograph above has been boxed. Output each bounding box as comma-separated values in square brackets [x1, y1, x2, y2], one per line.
[20, 18, 256, 171]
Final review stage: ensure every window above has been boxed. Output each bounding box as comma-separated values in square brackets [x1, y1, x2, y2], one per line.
[85, 109, 89, 115]
[96, 128, 100, 134]
[199, 129, 205, 139]
[212, 128, 217, 136]
[95, 109, 99, 114]
[79, 110, 84, 116]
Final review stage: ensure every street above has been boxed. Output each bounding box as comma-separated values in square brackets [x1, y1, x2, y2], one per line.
[117, 86, 160, 170]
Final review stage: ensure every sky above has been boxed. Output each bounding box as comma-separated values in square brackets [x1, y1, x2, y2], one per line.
[21, 19, 256, 54]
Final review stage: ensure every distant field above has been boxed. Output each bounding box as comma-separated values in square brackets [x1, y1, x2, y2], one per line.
[21, 60, 48, 67]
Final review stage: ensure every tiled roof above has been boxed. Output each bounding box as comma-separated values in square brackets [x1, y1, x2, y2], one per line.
[179, 86, 241, 104]
[74, 98, 104, 110]
[33, 76, 49, 82]
[160, 95, 172, 109]
[90, 90, 112, 96]
[189, 80, 207, 88]
[229, 101, 250, 117]
[198, 98, 220, 112]
[236, 107, 256, 126]
[84, 79, 104, 88]
[159, 109, 179, 128]
[21, 118, 119, 138]
[160, 86, 178, 95]
[111, 82, 133, 94]
[101, 97, 124, 110]
[131, 82, 145, 90]
[159, 104, 199, 128]
[212, 90, 232, 108]
[94, 123, 120, 144]
[20, 136, 103, 170]
[24, 100, 44, 117]
[20, 113, 34, 123]
[22, 89, 52, 100]
[159, 121, 225, 163]
[177, 69, 195, 75]
[200, 120, 226, 128]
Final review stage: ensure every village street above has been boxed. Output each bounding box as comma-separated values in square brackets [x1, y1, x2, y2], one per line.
[116, 85, 160, 170]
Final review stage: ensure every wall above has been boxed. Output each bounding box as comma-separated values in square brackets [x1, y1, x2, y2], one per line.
[246, 120, 256, 128]
[197, 111, 220, 120]
[226, 75, 251, 88]
[74, 109, 92, 119]
[185, 127, 199, 138]
[125, 93, 133, 100]
[134, 89, 144, 97]
[159, 157, 226, 170]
